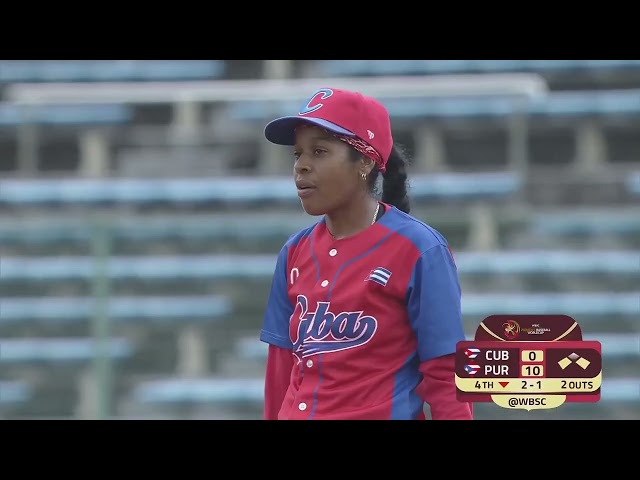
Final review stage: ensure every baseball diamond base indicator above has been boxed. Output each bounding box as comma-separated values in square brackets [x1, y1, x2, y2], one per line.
[455, 340, 602, 409]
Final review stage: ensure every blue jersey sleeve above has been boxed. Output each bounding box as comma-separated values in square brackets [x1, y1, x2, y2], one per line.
[406, 244, 466, 362]
[260, 244, 295, 350]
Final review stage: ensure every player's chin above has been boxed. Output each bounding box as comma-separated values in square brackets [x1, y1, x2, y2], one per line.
[299, 197, 327, 216]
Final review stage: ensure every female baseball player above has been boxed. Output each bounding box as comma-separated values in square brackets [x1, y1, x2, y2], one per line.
[260, 87, 473, 420]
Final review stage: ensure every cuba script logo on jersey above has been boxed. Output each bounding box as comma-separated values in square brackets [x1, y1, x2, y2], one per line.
[299, 88, 333, 116]
[291, 294, 378, 361]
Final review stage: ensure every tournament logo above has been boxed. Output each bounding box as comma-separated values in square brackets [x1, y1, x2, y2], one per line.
[290, 294, 378, 361]
[503, 319, 520, 339]
[299, 88, 333, 116]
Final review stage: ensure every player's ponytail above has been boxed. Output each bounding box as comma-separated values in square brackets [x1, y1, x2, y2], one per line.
[381, 144, 410, 214]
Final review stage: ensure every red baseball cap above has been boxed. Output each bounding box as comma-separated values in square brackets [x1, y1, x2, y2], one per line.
[264, 87, 394, 167]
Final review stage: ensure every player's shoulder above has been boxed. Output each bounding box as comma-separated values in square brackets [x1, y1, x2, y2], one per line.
[282, 220, 321, 251]
[382, 206, 449, 254]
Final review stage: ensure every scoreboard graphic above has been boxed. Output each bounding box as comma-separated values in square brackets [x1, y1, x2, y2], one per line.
[456, 314, 602, 410]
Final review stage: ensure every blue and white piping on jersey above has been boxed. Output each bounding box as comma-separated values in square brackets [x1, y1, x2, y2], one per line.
[285, 221, 322, 283]
[389, 350, 423, 419]
[377, 206, 449, 255]
[326, 231, 394, 300]
[284, 222, 319, 249]
[308, 353, 323, 420]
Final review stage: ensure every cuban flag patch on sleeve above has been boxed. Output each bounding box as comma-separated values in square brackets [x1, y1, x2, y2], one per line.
[367, 267, 392, 287]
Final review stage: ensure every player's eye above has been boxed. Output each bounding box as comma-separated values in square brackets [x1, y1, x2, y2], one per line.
[293, 151, 301, 160]
[313, 148, 327, 156]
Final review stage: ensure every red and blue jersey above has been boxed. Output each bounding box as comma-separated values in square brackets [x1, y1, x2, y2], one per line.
[260, 203, 467, 420]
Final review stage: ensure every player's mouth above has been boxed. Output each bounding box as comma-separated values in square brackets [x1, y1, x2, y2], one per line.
[297, 186, 316, 198]
[296, 180, 316, 198]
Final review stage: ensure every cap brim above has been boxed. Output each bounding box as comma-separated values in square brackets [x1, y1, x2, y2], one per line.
[264, 116, 355, 146]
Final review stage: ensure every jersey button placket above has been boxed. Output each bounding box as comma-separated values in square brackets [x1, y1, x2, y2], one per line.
[321, 249, 337, 289]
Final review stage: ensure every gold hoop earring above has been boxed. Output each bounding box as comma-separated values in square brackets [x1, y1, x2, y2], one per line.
[361, 172, 367, 180]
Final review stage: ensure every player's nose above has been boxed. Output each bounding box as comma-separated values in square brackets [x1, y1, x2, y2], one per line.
[294, 158, 312, 175]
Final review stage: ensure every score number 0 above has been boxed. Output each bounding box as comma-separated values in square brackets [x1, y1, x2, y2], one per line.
[521, 349, 544, 379]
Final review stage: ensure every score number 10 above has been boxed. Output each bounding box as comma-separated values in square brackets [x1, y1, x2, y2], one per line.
[521, 349, 544, 377]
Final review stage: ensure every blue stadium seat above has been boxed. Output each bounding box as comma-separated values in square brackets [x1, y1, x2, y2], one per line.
[461, 292, 638, 318]
[0, 60, 226, 82]
[531, 209, 640, 236]
[313, 60, 640, 77]
[0, 103, 133, 126]
[600, 379, 640, 402]
[1, 254, 277, 281]
[526, 89, 640, 117]
[228, 89, 640, 121]
[626, 172, 640, 196]
[454, 250, 640, 275]
[0, 296, 232, 325]
[2, 251, 637, 282]
[0, 214, 314, 246]
[590, 334, 640, 360]
[0, 381, 33, 405]
[0, 338, 134, 363]
[0, 173, 521, 207]
[132, 377, 264, 404]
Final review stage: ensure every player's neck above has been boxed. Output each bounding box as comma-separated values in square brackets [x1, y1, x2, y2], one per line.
[325, 197, 380, 240]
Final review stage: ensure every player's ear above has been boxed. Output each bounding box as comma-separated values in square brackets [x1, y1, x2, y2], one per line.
[359, 156, 376, 176]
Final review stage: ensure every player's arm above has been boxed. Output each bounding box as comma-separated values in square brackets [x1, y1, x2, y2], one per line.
[417, 354, 472, 420]
[406, 244, 473, 420]
[264, 345, 293, 420]
[260, 244, 295, 420]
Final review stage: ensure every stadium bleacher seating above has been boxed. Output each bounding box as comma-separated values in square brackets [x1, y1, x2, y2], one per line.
[0, 103, 133, 126]
[0, 338, 134, 364]
[307, 60, 640, 77]
[132, 378, 264, 406]
[0, 382, 33, 405]
[225, 87, 640, 173]
[0, 60, 226, 83]
[626, 171, 640, 195]
[530, 208, 640, 237]
[0, 172, 522, 207]
[0, 296, 232, 325]
[1, 60, 638, 420]
[2, 251, 638, 282]
[228, 89, 640, 121]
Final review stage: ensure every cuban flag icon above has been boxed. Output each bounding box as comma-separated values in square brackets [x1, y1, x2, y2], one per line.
[367, 267, 392, 287]
[464, 364, 481, 375]
[465, 347, 480, 359]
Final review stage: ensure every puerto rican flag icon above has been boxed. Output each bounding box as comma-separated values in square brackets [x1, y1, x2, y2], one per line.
[465, 347, 480, 359]
[464, 363, 481, 375]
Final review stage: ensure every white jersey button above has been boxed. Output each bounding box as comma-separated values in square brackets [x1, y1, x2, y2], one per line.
[306, 359, 313, 368]
[298, 402, 307, 411]
[321, 280, 329, 287]
[329, 249, 337, 257]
